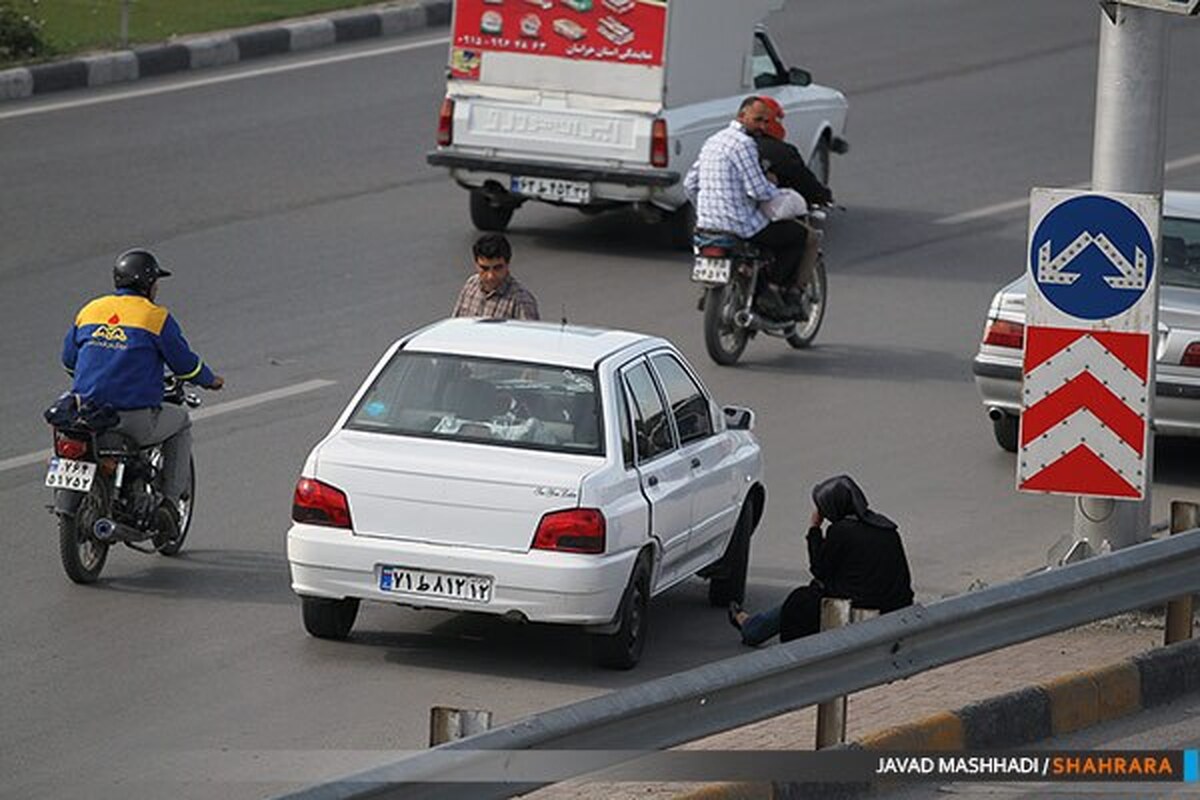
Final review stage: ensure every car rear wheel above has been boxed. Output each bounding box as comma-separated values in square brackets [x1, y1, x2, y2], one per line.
[591, 554, 650, 670]
[301, 596, 360, 640]
[993, 413, 1019, 453]
[469, 189, 515, 232]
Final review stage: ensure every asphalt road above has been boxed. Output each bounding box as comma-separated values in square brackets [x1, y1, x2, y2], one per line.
[3, 3, 1200, 798]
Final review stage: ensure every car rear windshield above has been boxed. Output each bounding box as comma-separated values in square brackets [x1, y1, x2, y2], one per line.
[345, 352, 604, 456]
[1162, 216, 1200, 289]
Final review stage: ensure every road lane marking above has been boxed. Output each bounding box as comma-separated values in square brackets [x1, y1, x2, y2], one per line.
[0, 35, 449, 121]
[935, 152, 1200, 225]
[0, 378, 336, 474]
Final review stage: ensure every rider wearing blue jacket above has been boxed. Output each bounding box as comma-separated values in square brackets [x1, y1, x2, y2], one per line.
[62, 250, 224, 529]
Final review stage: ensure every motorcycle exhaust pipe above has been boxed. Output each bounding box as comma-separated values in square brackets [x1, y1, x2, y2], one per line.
[987, 407, 1006, 422]
[93, 518, 151, 543]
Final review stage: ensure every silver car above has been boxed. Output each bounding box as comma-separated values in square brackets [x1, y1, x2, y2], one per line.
[973, 190, 1200, 452]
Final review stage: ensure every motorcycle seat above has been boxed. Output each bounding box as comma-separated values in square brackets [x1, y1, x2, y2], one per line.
[693, 229, 767, 259]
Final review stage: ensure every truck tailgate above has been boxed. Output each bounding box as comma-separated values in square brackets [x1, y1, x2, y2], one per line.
[454, 98, 652, 165]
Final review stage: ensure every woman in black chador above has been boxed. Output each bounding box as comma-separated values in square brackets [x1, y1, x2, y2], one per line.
[730, 475, 914, 645]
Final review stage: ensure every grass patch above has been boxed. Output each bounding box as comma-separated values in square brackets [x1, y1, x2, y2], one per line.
[8, 0, 384, 61]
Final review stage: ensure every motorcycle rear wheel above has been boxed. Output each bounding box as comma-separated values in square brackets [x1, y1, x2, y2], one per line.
[59, 481, 110, 584]
[703, 284, 749, 366]
[786, 259, 827, 349]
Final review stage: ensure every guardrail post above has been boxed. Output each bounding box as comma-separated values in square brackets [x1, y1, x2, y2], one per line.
[1165, 501, 1197, 645]
[429, 706, 493, 746]
[815, 600, 878, 748]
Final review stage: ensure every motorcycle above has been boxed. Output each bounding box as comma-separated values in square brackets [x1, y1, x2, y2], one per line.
[45, 377, 201, 583]
[692, 207, 829, 366]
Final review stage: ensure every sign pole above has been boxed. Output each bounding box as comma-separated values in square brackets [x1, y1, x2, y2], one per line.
[1076, 2, 1169, 552]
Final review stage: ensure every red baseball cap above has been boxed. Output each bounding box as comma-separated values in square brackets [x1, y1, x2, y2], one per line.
[759, 96, 786, 140]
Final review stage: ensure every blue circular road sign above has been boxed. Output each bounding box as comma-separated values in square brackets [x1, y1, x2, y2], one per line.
[1030, 194, 1154, 320]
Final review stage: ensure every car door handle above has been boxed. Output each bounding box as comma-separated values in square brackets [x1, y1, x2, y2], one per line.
[647, 475, 659, 487]
[690, 457, 701, 469]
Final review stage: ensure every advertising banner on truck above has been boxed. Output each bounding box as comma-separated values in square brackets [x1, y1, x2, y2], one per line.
[449, 0, 668, 80]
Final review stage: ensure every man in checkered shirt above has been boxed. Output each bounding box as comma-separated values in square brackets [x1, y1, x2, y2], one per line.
[451, 234, 540, 321]
[685, 96, 810, 318]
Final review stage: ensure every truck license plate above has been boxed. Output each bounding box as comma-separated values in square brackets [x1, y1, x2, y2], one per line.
[511, 176, 591, 205]
[379, 566, 493, 604]
[45, 458, 96, 492]
[692, 256, 732, 284]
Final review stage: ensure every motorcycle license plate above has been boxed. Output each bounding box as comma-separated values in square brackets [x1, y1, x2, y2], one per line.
[379, 565, 493, 604]
[510, 176, 591, 205]
[45, 458, 96, 492]
[692, 256, 731, 284]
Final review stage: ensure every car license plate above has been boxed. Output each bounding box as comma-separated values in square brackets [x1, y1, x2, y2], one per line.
[692, 256, 732, 284]
[45, 457, 96, 492]
[510, 176, 591, 205]
[379, 566, 493, 604]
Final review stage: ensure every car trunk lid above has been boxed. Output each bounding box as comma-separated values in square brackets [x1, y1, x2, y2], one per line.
[315, 431, 598, 552]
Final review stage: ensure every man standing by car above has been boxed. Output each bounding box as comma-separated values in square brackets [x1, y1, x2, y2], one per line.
[451, 234, 540, 321]
[62, 249, 224, 533]
[684, 96, 808, 319]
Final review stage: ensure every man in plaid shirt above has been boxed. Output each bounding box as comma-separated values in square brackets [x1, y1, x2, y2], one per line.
[684, 96, 810, 318]
[451, 234, 540, 321]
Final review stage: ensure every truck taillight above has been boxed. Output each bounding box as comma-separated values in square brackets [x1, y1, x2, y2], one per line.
[650, 118, 669, 168]
[437, 97, 455, 146]
[1183, 343, 1200, 367]
[983, 319, 1024, 349]
[292, 478, 352, 529]
[533, 508, 606, 554]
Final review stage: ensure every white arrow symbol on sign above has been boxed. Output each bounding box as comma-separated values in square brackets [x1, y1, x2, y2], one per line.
[1037, 232, 1147, 290]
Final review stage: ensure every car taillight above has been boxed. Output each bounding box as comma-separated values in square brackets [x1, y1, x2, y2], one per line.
[1183, 343, 1200, 367]
[532, 508, 605, 554]
[983, 319, 1025, 349]
[54, 431, 88, 460]
[292, 478, 352, 529]
[650, 118, 668, 168]
[437, 97, 455, 146]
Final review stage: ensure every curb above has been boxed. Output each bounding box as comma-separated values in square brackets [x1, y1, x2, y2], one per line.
[0, 0, 450, 103]
[673, 637, 1200, 800]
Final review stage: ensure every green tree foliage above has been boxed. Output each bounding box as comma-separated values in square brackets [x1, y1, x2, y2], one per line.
[0, 1, 48, 65]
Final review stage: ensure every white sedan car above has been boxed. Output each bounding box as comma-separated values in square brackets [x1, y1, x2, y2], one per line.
[974, 190, 1200, 451]
[287, 318, 764, 669]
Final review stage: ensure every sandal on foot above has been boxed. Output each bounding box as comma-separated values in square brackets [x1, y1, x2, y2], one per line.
[727, 601, 744, 631]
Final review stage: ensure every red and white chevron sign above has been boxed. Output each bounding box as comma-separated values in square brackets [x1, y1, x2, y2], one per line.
[1020, 188, 1160, 500]
[1018, 326, 1150, 498]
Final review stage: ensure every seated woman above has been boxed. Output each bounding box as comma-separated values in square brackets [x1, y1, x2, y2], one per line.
[730, 474, 914, 646]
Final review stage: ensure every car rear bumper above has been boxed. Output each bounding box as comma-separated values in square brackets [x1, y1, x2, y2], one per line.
[972, 355, 1200, 436]
[287, 523, 636, 625]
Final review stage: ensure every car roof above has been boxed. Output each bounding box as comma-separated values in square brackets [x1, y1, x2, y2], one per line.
[400, 318, 660, 368]
[1164, 190, 1200, 220]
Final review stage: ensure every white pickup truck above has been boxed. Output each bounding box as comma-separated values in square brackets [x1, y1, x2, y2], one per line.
[426, 0, 849, 242]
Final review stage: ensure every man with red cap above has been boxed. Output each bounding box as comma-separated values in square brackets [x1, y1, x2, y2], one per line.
[754, 97, 833, 304]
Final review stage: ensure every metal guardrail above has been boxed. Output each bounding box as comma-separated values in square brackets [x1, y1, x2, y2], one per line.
[279, 528, 1200, 800]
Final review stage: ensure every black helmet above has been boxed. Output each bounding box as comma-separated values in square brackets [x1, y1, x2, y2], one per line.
[113, 249, 171, 295]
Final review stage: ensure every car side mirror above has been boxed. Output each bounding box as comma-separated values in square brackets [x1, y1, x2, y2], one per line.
[787, 66, 812, 86]
[723, 405, 755, 431]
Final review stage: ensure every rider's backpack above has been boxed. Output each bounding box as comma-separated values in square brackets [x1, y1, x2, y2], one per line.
[44, 392, 120, 431]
